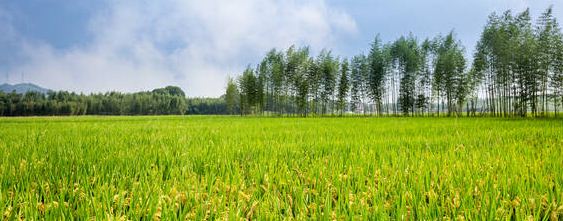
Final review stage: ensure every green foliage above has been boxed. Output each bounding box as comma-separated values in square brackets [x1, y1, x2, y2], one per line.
[318, 50, 339, 115]
[472, 7, 563, 117]
[0, 86, 188, 116]
[367, 36, 388, 115]
[225, 77, 240, 115]
[434, 32, 467, 116]
[227, 7, 563, 118]
[152, 86, 186, 97]
[391, 35, 421, 115]
[337, 59, 350, 115]
[1, 116, 562, 219]
[350, 55, 368, 113]
[187, 97, 227, 115]
[239, 67, 259, 115]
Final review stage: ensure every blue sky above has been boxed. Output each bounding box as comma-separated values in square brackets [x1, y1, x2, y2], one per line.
[0, 0, 561, 97]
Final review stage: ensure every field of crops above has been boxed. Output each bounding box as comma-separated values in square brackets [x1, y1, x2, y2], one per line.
[1, 116, 562, 220]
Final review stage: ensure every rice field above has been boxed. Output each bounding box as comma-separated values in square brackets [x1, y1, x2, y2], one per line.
[1, 116, 562, 220]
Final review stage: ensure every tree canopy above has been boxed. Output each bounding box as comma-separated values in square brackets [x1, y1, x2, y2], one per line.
[0, 86, 188, 116]
[227, 7, 563, 117]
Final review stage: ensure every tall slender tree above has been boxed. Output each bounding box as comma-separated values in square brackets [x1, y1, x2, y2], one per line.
[391, 35, 420, 116]
[337, 59, 350, 115]
[238, 67, 258, 115]
[225, 77, 240, 115]
[367, 36, 389, 115]
[350, 55, 367, 114]
[318, 50, 338, 115]
[434, 32, 466, 116]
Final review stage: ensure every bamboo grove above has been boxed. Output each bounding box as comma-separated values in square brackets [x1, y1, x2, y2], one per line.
[226, 8, 563, 117]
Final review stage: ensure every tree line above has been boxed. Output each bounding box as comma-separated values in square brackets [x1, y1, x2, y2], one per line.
[0, 86, 189, 116]
[187, 97, 227, 115]
[225, 8, 563, 117]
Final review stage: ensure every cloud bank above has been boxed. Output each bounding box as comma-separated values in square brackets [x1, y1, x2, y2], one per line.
[6, 0, 357, 97]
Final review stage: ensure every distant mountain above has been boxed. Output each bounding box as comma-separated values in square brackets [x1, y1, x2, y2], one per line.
[0, 83, 51, 94]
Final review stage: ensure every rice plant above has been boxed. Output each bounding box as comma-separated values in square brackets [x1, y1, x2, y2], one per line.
[0, 116, 562, 220]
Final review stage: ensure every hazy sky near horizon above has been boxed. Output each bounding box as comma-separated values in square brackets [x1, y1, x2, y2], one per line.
[0, 0, 562, 97]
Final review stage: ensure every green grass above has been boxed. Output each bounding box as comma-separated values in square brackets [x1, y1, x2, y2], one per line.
[1, 116, 562, 220]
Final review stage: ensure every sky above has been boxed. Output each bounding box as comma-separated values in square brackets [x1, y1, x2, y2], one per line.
[0, 0, 562, 97]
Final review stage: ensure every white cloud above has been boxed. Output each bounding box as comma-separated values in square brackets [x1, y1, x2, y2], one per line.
[9, 0, 357, 96]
